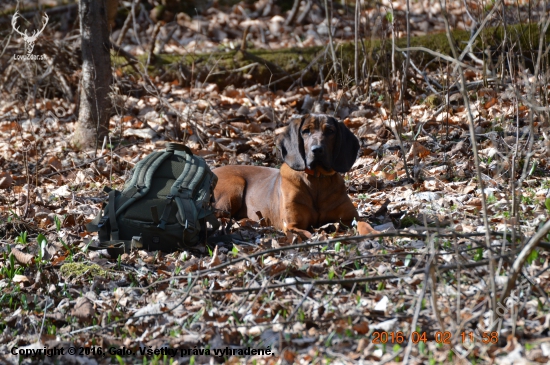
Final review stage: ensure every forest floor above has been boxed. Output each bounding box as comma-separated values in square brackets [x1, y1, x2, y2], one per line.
[0, 0, 549, 364]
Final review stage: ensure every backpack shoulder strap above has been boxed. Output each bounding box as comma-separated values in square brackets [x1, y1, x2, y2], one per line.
[171, 151, 206, 197]
[115, 150, 173, 215]
[157, 150, 208, 232]
[157, 150, 196, 230]
[122, 151, 162, 196]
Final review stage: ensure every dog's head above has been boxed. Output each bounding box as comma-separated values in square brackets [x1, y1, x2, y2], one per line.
[276, 114, 359, 174]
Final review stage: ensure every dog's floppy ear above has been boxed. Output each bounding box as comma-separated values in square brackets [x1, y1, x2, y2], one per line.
[276, 116, 306, 170]
[331, 117, 360, 173]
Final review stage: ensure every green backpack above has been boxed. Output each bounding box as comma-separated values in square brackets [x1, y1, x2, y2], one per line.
[87, 142, 219, 254]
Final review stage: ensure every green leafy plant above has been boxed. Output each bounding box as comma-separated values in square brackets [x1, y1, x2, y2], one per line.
[15, 231, 28, 244]
[36, 233, 47, 262]
[474, 247, 484, 262]
[58, 238, 73, 262]
[404, 254, 412, 267]
[0, 250, 24, 280]
[54, 215, 62, 232]
[526, 249, 539, 265]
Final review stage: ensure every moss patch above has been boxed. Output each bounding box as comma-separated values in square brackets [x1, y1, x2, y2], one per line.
[424, 94, 442, 108]
[111, 22, 550, 88]
[59, 262, 111, 280]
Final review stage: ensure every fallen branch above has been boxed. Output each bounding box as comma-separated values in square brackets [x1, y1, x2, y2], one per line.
[208, 250, 521, 295]
[499, 219, 550, 307]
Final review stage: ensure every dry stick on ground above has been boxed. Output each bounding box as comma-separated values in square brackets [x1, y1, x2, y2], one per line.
[354, 0, 360, 89]
[208, 250, 521, 295]
[210, 63, 259, 77]
[147, 21, 162, 66]
[505, 48, 520, 248]
[116, 0, 137, 46]
[323, 0, 339, 78]
[438, 0, 497, 324]
[285, 0, 301, 26]
[280, 285, 314, 353]
[156, 22, 179, 53]
[389, 4, 395, 75]
[130, 0, 142, 48]
[110, 41, 140, 73]
[454, 0, 501, 69]
[500, 219, 550, 308]
[429, 266, 445, 334]
[402, 252, 433, 365]
[133, 230, 536, 290]
[237, 25, 292, 81]
[395, 46, 482, 74]
[397, 0, 412, 176]
[296, 0, 313, 24]
[518, 15, 550, 184]
[286, 46, 330, 89]
[388, 18, 412, 181]
[239, 49, 291, 81]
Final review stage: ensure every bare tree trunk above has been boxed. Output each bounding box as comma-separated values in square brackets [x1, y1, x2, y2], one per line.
[73, 0, 112, 150]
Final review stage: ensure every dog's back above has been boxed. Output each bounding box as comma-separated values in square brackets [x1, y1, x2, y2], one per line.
[213, 165, 281, 224]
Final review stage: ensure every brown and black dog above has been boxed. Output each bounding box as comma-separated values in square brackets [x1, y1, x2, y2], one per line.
[213, 114, 360, 234]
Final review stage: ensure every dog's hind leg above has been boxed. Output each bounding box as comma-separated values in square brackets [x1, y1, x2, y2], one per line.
[213, 173, 247, 219]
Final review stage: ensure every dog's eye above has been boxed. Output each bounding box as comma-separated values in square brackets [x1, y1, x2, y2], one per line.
[325, 129, 335, 135]
[301, 129, 310, 135]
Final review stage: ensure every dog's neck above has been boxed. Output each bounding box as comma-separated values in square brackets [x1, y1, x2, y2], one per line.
[304, 166, 336, 178]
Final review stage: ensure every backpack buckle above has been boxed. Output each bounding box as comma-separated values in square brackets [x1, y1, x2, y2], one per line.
[131, 235, 143, 249]
[97, 216, 109, 228]
[184, 220, 196, 232]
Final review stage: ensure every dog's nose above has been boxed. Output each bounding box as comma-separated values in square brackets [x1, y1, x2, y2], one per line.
[311, 145, 324, 155]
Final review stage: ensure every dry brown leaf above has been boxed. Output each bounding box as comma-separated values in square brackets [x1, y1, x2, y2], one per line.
[209, 245, 221, 268]
[450, 140, 466, 155]
[407, 142, 431, 161]
[464, 69, 477, 80]
[466, 198, 482, 207]
[356, 338, 368, 352]
[423, 179, 443, 191]
[0, 171, 13, 189]
[483, 97, 497, 109]
[71, 297, 94, 320]
[357, 221, 379, 235]
[12, 274, 30, 284]
[353, 321, 370, 335]
[282, 349, 297, 363]
[478, 88, 497, 98]
[267, 262, 287, 276]
[48, 156, 62, 171]
[11, 248, 34, 265]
